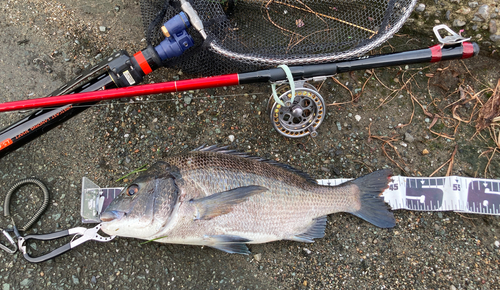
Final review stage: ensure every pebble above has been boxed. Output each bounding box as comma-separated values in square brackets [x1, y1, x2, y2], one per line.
[184, 96, 192, 105]
[415, 4, 426, 12]
[424, 118, 431, 123]
[490, 20, 497, 34]
[228, 135, 235, 142]
[2, 284, 9, 290]
[20, 279, 32, 287]
[453, 19, 466, 27]
[468, 2, 478, 8]
[72, 275, 80, 285]
[254, 253, 262, 261]
[422, 149, 430, 155]
[404, 132, 415, 143]
[475, 5, 489, 21]
[336, 122, 342, 131]
[472, 15, 483, 22]
[303, 248, 312, 255]
[99, 26, 106, 32]
[456, 7, 471, 15]
[491, 35, 500, 43]
[355, 115, 361, 122]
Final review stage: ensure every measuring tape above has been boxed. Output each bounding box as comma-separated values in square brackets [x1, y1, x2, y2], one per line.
[81, 175, 500, 223]
[318, 176, 500, 215]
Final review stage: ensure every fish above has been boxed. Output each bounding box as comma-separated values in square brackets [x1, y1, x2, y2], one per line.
[100, 145, 395, 254]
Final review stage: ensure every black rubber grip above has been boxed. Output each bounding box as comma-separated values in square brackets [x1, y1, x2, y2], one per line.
[23, 243, 72, 263]
[22, 230, 70, 241]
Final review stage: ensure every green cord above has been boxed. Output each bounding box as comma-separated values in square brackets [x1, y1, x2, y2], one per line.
[271, 64, 296, 107]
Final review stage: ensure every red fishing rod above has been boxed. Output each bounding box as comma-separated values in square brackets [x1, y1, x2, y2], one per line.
[0, 40, 478, 157]
[0, 42, 478, 113]
[0, 0, 479, 158]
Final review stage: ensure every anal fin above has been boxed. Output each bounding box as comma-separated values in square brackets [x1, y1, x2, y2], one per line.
[207, 235, 251, 255]
[288, 216, 327, 243]
[191, 185, 267, 220]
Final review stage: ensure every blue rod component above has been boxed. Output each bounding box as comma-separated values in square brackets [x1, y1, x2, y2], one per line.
[164, 12, 191, 36]
[154, 12, 195, 61]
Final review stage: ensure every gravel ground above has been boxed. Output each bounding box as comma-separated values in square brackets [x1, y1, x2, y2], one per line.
[0, 0, 499, 289]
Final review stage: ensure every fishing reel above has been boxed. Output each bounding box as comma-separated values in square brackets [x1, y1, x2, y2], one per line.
[267, 81, 326, 138]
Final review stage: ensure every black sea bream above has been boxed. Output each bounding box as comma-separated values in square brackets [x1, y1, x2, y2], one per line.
[100, 146, 395, 254]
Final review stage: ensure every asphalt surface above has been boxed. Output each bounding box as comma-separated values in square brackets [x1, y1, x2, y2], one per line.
[0, 0, 499, 289]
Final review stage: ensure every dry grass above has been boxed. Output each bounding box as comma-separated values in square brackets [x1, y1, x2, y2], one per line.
[361, 58, 499, 177]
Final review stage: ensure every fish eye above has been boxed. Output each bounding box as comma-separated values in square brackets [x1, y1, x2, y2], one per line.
[126, 184, 139, 196]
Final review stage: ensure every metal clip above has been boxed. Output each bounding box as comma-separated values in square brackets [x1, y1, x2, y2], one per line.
[18, 224, 115, 263]
[433, 24, 471, 45]
[0, 229, 17, 254]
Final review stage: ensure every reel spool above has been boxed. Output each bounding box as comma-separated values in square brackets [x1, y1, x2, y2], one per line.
[268, 82, 326, 138]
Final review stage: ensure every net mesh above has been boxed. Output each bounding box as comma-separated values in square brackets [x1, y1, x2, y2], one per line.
[140, 0, 417, 76]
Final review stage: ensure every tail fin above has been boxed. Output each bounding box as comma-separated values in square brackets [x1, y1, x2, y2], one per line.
[349, 169, 395, 228]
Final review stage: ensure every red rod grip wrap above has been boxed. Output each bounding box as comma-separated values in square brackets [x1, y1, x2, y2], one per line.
[429, 45, 442, 62]
[461, 42, 474, 59]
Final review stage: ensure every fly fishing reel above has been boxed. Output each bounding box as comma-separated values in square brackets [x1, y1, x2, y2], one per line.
[268, 81, 326, 138]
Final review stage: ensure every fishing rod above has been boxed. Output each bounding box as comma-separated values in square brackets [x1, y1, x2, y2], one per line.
[0, 0, 479, 157]
[0, 42, 479, 113]
[0, 40, 479, 156]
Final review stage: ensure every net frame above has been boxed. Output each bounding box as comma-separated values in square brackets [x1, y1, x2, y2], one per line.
[140, 0, 418, 75]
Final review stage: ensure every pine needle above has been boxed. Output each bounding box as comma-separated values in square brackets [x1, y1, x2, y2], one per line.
[116, 164, 149, 182]
[140, 236, 168, 244]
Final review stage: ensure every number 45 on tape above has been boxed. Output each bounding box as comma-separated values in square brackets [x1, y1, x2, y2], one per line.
[319, 176, 500, 215]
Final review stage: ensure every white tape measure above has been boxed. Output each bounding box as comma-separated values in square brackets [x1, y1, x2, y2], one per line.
[318, 176, 500, 215]
[81, 175, 500, 223]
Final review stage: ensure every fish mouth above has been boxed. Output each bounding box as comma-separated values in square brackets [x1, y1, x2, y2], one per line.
[100, 210, 126, 222]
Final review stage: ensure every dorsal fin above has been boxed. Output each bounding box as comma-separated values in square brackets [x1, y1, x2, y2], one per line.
[191, 145, 317, 184]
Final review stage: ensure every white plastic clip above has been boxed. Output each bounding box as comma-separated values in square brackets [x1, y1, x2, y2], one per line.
[433, 24, 470, 45]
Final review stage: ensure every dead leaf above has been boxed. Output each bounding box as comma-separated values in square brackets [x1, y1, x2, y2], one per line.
[476, 79, 500, 131]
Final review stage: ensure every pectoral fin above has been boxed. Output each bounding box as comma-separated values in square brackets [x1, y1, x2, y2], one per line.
[191, 185, 267, 220]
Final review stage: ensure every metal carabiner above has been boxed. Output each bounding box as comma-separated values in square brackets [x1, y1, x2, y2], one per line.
[17, 224, 116, 263]
[1, 178, 49, 254]
[0, 229, 17, 254]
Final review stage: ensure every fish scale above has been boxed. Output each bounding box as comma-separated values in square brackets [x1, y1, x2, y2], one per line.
[100, 146, 395, 254]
